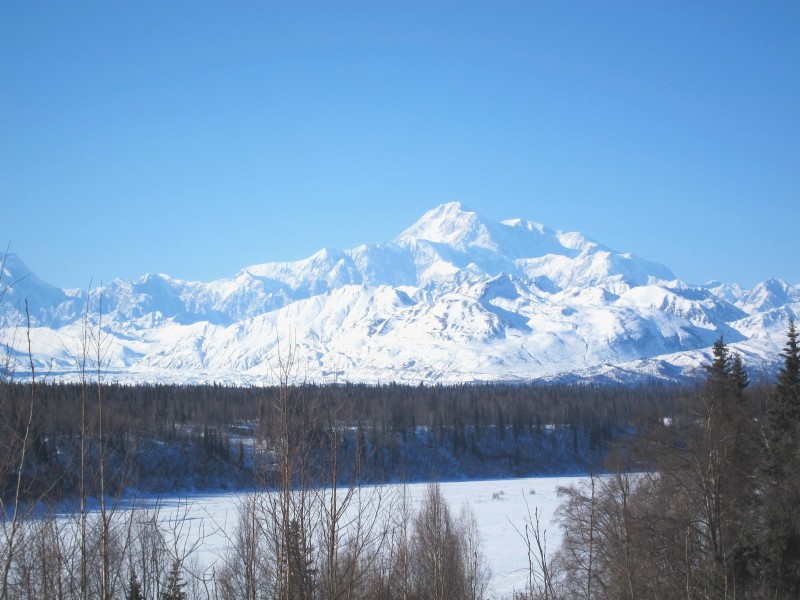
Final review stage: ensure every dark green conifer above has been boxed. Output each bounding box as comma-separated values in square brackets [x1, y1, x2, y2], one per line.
[126, 569, 143, 600]
[162, 560, 187, 600]
[730, 352, 749, 398]
[699, 336, 758, 594]
[704, 336, 731, 400]
[762, 319, 800, 597]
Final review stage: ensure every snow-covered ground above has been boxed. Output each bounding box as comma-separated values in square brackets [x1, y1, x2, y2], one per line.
[126, 475, 584, 599]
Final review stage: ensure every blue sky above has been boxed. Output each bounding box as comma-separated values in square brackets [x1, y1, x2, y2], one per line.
[2, 1, 798, 289]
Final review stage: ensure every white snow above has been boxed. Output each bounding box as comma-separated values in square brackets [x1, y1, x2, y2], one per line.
[2, 203, 798, 385]
[92, 476, 586, 599]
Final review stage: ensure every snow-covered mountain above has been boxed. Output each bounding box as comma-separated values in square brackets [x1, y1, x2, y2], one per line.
[2, 202, 798, 385]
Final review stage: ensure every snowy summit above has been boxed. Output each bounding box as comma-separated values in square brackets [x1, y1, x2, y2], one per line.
[1, 203, 798, 385]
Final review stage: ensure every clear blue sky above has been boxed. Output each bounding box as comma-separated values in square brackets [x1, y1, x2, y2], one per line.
[2, 1, 798, 289]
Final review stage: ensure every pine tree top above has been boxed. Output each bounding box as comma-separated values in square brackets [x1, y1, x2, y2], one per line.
[162, 561, 187, 600]
[777, 319, 800, 388]
[767, 320, 800, 443]
[126, 570, 144, 600]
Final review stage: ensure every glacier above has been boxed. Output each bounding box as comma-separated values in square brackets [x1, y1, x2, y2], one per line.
[2, 202, 798, 385]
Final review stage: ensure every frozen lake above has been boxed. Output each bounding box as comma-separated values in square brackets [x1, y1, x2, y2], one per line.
[143, 475, 585, 598]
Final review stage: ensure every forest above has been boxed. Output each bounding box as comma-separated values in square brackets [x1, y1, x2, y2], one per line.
[2, 375, 689, 496]
[1, 322, 799, 599]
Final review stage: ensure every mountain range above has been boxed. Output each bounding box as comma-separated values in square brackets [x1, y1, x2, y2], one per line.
[2, 202, 798, 385]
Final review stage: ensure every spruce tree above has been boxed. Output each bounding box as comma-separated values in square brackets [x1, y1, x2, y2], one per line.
[162, 560, 187, 600]
[126, 569, 143, 600]
[730, 352, 749, 398]
[762, 319, 800, 597]
[774, 319, 800, 414]
[766, 320, 800, 464]
[704, 336, 731, 394]
[703, 336, 735, 428]
[700, 336, 758, 594]
[703, 337, 749, 411]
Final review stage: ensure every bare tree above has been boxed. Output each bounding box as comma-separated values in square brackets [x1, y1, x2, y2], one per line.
[267, 336, 319, 600]
[554, 473, 598, 600]
[382, 485, 414, 600]
[216, 494, 272, 600]
[457, 504, 490, 600]
[410, 483, 485, 600]
[0, 302, 44, 600]
[511, 495, 557, 600]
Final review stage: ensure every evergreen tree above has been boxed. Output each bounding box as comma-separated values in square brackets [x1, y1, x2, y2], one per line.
[697, 336, 758, 594]
[704, 336, 731, 400]
[730, 352, 749, 398]
[773, 324, 800, 429]
[162, 560, 187, 600]
[703, 337, 750, 417]
[762, 319, 800, 597]
[287, 518, 316, 600]
[126, 569, 143, 600]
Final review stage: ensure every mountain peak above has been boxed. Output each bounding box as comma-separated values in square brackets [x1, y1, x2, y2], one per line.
[2, 202, 793, 385]
[0, 253, 57, 293]
[1, 252, 32, 282]
[395, 202, 497, 252]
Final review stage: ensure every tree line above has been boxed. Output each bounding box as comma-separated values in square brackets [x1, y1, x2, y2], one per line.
[2, 374, 692, 497]
[535, 322, 800, 599]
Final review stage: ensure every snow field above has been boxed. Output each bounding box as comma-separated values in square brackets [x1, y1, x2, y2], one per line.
[130, 475, 584, 599]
